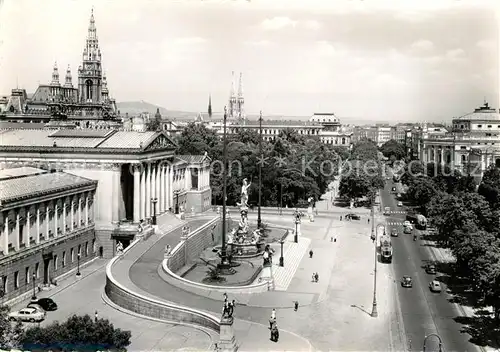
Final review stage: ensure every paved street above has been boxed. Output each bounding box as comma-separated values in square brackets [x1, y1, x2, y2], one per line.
[129, 203, 403, 351]
[380, 179, 480, 351]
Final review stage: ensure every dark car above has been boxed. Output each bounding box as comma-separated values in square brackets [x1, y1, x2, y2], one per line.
[401, 276, 413, 288]
[28, 297, 58, 311]
[391, 228, 398, 237]
[426, 264, 436, 275]
[346, 213, 360, 220]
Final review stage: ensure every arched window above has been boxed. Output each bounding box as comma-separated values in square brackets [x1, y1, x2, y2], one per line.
[85, 80, 93, 101]
[461, 155, 466, 162]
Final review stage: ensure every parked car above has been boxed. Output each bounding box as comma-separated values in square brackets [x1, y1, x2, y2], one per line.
[403, 226, 412, 234]
[429, 280, 442, 293]
[426, 264, 437, 274]
[391, 187, 396, 192]
[346, 213, 360, 220]
[28, 297, 58, 311]
[397, 201, 403, 207]
[391, 228, 398, 237]
[8, 307, 46, 322]
[397, 193, 401, 198]
[401, 276, 413, 288]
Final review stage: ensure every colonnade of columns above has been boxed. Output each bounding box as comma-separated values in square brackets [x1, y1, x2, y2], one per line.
[132, 162, 211, 223]
[0, 192, 94, 256]
[426, 146, 450, 165]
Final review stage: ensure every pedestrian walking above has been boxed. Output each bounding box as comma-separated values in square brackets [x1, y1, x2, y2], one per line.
[334, 238, 337, 243]
[309, 249, 314, 258]
[331, 236, 333, 242]
[340, 215, 342, 221]
[94, 310, 98, 322]
[294, 301, 299, 311]
[314, 272, 319, 282]
[312, 273, 316, 282]
[271, 308, 276, 320]
[368, 218, 370, 224]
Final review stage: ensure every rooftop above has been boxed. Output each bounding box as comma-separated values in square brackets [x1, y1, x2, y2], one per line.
[0, 167, 47, 180]
[454, 102, 500, 122]
[0, 128, 176, 151]
[0, 168, 96, 203]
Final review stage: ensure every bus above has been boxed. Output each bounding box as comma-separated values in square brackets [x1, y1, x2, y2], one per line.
[406, 212, 427, 230]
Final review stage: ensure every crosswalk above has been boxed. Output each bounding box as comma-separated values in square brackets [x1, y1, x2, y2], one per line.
[272, 236, 311, 291]
[387, 222, 406, 226]
[386, 210, 407, 214]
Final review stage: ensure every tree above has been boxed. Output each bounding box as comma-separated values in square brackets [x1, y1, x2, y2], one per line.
[175, 122, 219, 156]
[351, 139, 379, 162]
[400, 160, 425, 186]
[20, 314, 131, 351]
[339, 169, 373, 201]
[145, 116, 161, 131]
[0, 305, 23, 350]
[478, 166, 500, 210]
[380, 139, 406, 161]
[406, 177, 438, 210]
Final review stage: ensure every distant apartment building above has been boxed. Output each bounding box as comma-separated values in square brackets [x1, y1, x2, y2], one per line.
[352, 125, 397, 147]
[208, 113, 353, 147]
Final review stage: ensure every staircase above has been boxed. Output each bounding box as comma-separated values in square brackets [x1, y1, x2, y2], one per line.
[272, 236, 311, 291]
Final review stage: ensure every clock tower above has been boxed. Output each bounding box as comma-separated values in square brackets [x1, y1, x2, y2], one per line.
[78, 9, 103, 104]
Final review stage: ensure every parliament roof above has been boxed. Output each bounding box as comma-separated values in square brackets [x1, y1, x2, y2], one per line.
[0, 128, 177, 153]
[0, 168, 97, 204]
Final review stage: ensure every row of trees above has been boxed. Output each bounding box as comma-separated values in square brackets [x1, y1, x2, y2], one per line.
[175, 122, 348, 207]
[338, 138, 385, 204]
[400, 159, 500, 319]
[0, 307, 131, 351]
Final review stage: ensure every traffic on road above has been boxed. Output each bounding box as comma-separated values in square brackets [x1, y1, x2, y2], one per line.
[381, 178, 479, 351]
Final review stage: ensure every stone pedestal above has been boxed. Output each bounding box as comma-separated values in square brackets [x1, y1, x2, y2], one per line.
[218, 317, 238, 352]
[296, 222, 302, 236]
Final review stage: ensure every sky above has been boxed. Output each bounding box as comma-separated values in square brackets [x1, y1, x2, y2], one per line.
[0, 0, 498, 123]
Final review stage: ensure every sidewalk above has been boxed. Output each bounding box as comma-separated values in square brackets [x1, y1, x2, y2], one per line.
[11, 259, 214, 352]
[424, 240, 498, 352]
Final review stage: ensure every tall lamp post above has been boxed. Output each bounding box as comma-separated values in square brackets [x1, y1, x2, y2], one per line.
[279, 183, 283, 215]
[174, 190, 180, 214]
[372, 220, 384, 318]
[151, 198, 158, 225]
[257, 110, 263, 228]
[31, 273, 37, 300]
[76, 253, 81, 277]
[219, 106, 230, 270]
[423, 333, 443, 352]
[293, 209, 301, 243]
[279, 239, 284, 267]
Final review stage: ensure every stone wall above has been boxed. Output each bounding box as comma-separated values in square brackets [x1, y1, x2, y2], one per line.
[186, 188, 212, 214]
[104, 237, 220, 334]
[168, 217, 221, 273]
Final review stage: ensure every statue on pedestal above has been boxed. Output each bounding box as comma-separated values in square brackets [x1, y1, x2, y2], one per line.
[237, 178, 251, 210]
[263, 245, 273, 266]
[116, 241, 124, 255]
[164, 244, 171, 257]
[294, 209, 303, 224]
[222, 294, 235, 319]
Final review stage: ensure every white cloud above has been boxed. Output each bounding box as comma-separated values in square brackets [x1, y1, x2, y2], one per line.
[421, 56, 444, 65]
[303, 20, 321, 30]
[409, 39, 434, 54]
[261, 17, 297, 30]
[477, 39, 495, 50]
[316, 41, 337, 56]
[446, 48, 466, 61]
[173, 37, 206, 45]
[247, 40, 272, 47]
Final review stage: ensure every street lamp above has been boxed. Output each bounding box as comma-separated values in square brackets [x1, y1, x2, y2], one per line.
[151, 198, 158, 225]
[174, 190, 180, 214]
[219, 106, 230, 270]
[76, 253, 81, 276]
[279, 183, 283, 215]
[372, 220, 384, 318]
[293, 209, 302, 243]
[279, 239, 284, 267]
[257, 110, 263, 229]
[31, 273, 37, 300]
[423, 333, 443, 352]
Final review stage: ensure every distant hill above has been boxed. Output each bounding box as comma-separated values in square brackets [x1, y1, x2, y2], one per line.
[116, 101, 196, 119]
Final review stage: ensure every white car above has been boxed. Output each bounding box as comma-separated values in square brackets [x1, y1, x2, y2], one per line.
[8, 307, 46, 322]
[429, 280, 442, 293]
[403, 220, 411, 227]
[397, 201, 403, 207]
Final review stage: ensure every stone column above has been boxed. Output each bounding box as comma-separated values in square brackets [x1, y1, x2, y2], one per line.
[54, 205, 59, 237]
[25, 210, 31, 248]
[62, 201, 67, 234]
[159, 166, 165, 213]
[152, 163, 157, 202]
[166, 165, 171, 211]
[85, 196, 89, 226]
[185, 168, 191, 190]
[15, 212, 20, 251]
[45, 205, 50, 240]
[155, 165, 160, 215]
[70, 199, 74, 231]
[3, 216, 8, 255]
[145, 163, 151, 218]
[133, 165, 140, 223]
[78, 198, 82, 227]
[427, 147, 432, 164]
[140, 166, 146, 220]
[36, 208, 40, 244]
